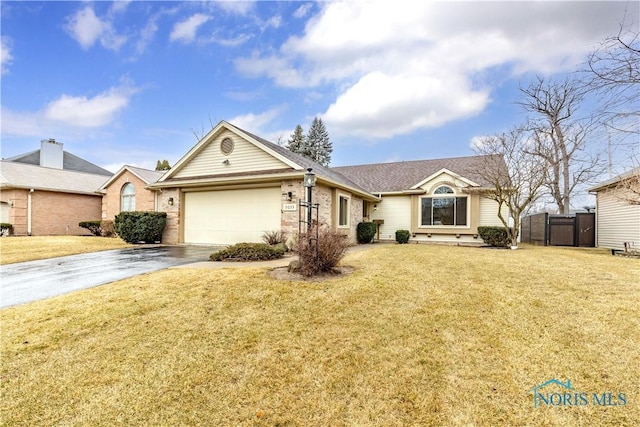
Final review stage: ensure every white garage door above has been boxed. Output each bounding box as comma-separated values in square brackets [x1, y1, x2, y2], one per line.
[184, 188, 281, 244]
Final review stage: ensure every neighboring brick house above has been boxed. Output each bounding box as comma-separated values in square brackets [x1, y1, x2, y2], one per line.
[98, 165, 165, 222]
[0, 139, 112, 236]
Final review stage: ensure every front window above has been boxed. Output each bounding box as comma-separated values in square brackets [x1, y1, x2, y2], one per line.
[121, 183, 136, 212]
[421, 186, 467, 226]
[339, 195, 349, 227]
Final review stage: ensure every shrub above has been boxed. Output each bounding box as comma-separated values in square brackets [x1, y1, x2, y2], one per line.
[0, 223, 12, 236]
[395, 229, 411, 244]
[114, 211, 167, 244]
[100, 220, 115, 237]
[477, 226, 510, 247]
[295, 227, 350, 277]
[262, 230, 287, 246]
[356, 222, 377, 244]
[79, 220, 102, 236]
[210, 242, 285, 261]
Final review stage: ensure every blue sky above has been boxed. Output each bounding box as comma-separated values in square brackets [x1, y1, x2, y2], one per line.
[1, 0, 637, 185]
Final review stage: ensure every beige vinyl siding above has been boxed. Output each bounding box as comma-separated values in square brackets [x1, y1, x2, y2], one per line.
[478, 197, 508, 227]
[174, 131, 290, 179]
[596, 189, 640, 251]
[370, 195, 411, 240]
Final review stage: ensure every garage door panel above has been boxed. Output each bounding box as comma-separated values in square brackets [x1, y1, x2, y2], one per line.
[184, 188, 281, 244]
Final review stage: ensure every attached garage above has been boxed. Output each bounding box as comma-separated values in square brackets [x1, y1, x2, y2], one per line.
[183, 187, 281, 244]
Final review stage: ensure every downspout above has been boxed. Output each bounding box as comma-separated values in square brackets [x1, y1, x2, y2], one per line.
[27, 188, 34, 236]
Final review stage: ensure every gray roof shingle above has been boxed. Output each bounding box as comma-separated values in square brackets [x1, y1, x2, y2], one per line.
[331, 155, 505, 193]
[5, 149, 112, 176]
[0, 161, 109, 195]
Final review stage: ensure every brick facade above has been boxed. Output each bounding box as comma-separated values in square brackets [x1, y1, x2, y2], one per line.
[102, 172, 157, 221]
[0, 188, 101, 236]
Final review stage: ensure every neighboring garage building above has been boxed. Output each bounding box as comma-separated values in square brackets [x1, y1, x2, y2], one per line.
[0, 139, 112, 236]
[589, 168, 640, 252]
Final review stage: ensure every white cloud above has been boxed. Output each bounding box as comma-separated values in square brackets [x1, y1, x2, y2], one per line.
[293, 4, 313, 19]
[236, 1, 637, 139]
[1, 36, 13, 74]
[324, 71, 489, 138]
[2, 79, 141, 135]
[65, 6, 126, 51]
[229, 107, 285, 137]
[0, 107, 46, 138]
[44, 81, 137, 127]
[170, 14, 211, 43]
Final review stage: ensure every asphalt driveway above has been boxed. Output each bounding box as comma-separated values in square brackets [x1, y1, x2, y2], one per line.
[0, 245, 221, 309]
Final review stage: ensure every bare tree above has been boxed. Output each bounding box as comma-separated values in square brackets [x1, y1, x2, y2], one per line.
[584, 20, 640, 201]
[472, 127, 547, 247]
[519, 76, 603, 213]
[585, 21, 640, 138]
[615, 169, 640, 205]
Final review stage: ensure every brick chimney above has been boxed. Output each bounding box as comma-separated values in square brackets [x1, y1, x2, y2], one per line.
[40, 138, 64, 169]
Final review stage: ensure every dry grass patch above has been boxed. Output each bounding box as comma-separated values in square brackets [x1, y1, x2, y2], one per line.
[0, 236, 131, 264]
[1, 244, 639, 425]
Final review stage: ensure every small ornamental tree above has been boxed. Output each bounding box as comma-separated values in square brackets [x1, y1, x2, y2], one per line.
[471, 127, 547, 248]
[295, 226, 349, 277]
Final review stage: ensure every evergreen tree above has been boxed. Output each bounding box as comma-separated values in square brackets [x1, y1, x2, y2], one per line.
[306, 117, 332, 166]
[286, 125, 306, 154]
[155, 160, 171, 171]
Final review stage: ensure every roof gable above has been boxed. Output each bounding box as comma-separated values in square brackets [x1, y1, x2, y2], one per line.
[411, 168, 479, 190]
[99, 165, 164, 191]
[161, 121, 300, 182]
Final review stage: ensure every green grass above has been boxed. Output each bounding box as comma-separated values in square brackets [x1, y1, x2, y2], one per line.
[1, 244, 639, 426]
[0, 236, 131, 264]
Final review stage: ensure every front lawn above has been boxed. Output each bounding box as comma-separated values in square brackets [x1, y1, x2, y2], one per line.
[1, 244, 638, 425]
[0, 236, 131, 264]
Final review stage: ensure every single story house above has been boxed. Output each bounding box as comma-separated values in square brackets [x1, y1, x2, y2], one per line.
[589, 168, 640, 252]
[98, 165, 165, 222]
[138, 120, 509, 245]
[1, 139, 112, 236]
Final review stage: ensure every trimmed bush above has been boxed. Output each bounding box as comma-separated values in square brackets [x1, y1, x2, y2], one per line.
[114, 211, 167, 244]
[79, 220, 102, 236]
[477, 226, 510, 247]
[295, 227, 350, 277]
[395, 229, 411, 244]
[262, 230, 287, 246]
[100, 220, 115, 237]
[0, 223, 12, 236]
[356, 222, 377, 244]
[210, 242, 285, 261]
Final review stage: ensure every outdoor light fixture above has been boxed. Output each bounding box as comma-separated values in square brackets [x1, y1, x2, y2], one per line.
[303, 168, 316, 187]
[222, 159, 230, 165]
[168, 197, 174, 206]
[373, 204, 378, 211]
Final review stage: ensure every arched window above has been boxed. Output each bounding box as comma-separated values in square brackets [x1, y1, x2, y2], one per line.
[434, 185, 454, 194]
[121, 183, 136, 212]
[420, 185, 468, 226]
